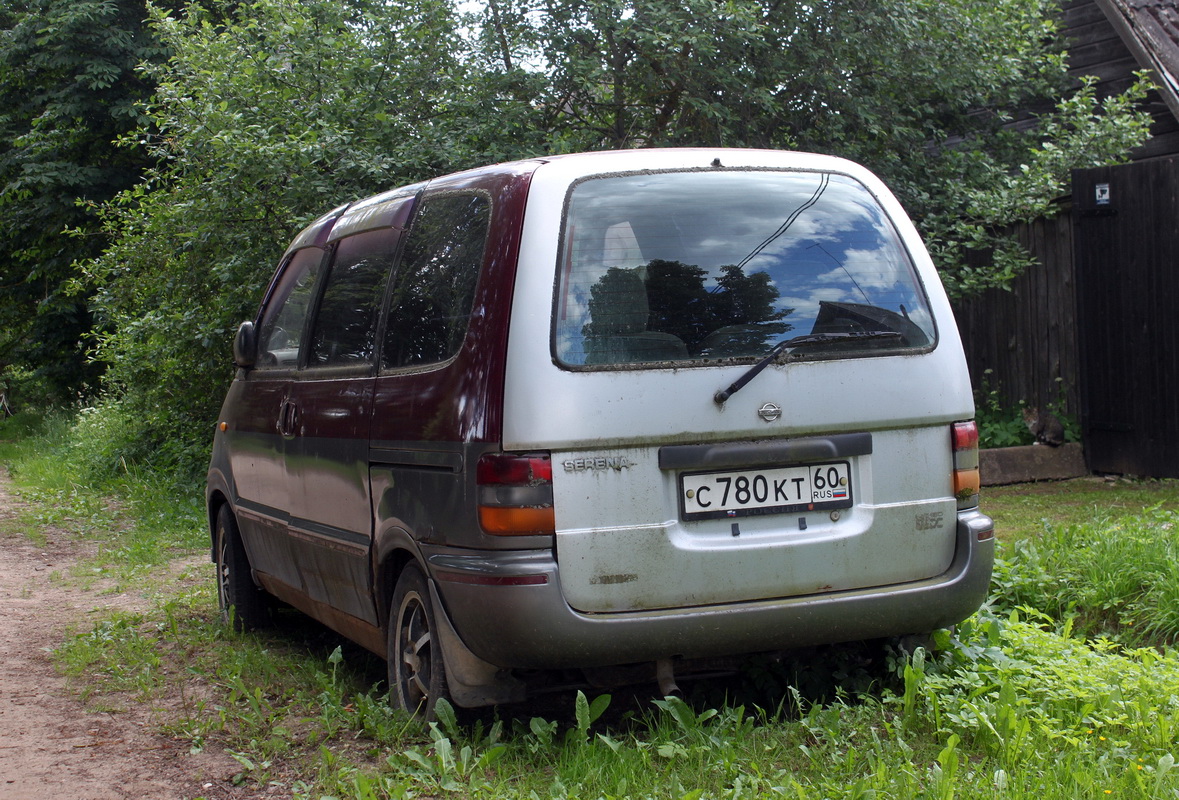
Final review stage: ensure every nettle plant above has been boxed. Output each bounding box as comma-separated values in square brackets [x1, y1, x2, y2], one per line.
[974, 375, 1079, 449]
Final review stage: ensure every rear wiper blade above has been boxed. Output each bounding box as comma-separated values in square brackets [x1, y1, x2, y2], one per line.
[713, 331, 903, 405]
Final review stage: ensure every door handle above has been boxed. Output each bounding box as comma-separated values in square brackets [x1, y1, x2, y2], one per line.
[278, 398, 299, 437]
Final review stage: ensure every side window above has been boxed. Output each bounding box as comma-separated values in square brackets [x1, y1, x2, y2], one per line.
[255, 247, 324, 369]
[307, 228, 399, 368]
[381, 193, 490, 370]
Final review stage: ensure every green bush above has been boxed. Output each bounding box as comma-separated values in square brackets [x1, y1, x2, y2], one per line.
[1, 364, 77, 418]
[79, 0, 547, 476]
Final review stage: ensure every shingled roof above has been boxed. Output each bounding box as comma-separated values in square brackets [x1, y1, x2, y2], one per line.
[1062, 0, 1179, 158]
[1094, 0, 1179, 120]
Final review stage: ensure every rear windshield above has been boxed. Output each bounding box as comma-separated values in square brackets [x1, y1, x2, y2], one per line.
[554, 169, 935, 368]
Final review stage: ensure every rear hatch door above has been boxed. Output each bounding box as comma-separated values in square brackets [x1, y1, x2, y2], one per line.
[502, 150, 971, 613]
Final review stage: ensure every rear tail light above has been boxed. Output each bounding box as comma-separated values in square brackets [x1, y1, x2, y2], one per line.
[477, 453, 555, 535]
[952, 421, 981, 509]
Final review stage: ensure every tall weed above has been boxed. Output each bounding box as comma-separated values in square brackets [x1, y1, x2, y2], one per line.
[992, 504, 1179, 644]
[907, 609, 1179, 798]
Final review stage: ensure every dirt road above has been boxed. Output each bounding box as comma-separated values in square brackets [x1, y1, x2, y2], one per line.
[0, 471, 243, 800]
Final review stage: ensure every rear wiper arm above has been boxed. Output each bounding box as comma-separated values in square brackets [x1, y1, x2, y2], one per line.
[713, 331, 903, 405]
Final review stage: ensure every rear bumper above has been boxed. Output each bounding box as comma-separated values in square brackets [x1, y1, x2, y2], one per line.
[427, 508, 994, 669]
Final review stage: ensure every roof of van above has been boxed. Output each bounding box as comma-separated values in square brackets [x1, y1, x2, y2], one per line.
[283, 147, 862, 257]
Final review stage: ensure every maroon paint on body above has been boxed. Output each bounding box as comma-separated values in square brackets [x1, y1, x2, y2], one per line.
[369, 163, 538, 446]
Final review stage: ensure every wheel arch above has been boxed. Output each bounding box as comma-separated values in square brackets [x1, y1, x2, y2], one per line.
[373, 528, 424, 631]
[206, 489, 231, 560]
[205, 465, 234, 557]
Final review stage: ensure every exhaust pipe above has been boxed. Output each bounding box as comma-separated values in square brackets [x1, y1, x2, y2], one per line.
[655, 658, 680, 697]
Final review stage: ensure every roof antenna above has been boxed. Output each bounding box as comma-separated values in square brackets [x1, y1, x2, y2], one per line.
[711, 158, 722, 168]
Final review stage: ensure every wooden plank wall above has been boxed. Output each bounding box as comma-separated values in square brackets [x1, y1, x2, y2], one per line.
[952, 213, 1081, 417]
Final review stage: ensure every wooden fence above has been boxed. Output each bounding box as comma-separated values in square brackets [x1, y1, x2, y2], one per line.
[1072, 158, 1179, 477]
[951, 212, 1081, 417]
[954, 157, 1179, 478]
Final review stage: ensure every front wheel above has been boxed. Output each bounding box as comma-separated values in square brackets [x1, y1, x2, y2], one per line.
[388, 564, 450, 719]
[214, 505, 270, 631]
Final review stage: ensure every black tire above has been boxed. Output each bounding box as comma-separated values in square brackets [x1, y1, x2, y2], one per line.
[214, 505, 270, 631]
[388, 564, 450, 719]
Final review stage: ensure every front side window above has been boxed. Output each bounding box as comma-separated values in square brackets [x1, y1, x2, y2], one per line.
[255, 247, 324, 369]
[555, 170, 935, 367]
[381, 193, 490, 370]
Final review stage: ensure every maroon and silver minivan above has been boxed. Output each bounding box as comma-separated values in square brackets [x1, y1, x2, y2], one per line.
[206, 148, 994, 716]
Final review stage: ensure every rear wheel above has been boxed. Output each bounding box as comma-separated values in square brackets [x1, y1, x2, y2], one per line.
[388, 564, 449, 719]
[214, 505, 270, 631]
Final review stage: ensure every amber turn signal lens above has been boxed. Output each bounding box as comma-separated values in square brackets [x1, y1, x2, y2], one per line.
[479, 506, 555, 535]
[953, 467, 981, 498]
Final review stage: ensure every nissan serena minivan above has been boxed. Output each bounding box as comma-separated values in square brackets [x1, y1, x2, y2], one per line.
[206, 148, 994, 717]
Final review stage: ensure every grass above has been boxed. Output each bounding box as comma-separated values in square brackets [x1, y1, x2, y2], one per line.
[6, 411, 1179, 799]
[984, 475, 1179, 541]
[0, 412, 206, 588]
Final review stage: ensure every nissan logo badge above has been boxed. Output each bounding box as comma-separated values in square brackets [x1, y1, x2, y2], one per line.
[758, 402, 782, 422]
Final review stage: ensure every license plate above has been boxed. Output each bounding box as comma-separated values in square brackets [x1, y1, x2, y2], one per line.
[680, 461, 852, 521]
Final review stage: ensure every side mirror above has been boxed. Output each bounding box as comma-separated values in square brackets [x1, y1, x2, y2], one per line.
[233, 321, 257, 369]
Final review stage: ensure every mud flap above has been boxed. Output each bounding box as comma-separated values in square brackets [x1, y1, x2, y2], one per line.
[427, 580, 526, 708]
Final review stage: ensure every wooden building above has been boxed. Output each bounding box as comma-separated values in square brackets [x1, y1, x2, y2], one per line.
[954, 0, 1179, 477]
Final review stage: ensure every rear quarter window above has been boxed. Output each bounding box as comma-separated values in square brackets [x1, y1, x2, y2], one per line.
[554, 170, 935, 368]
